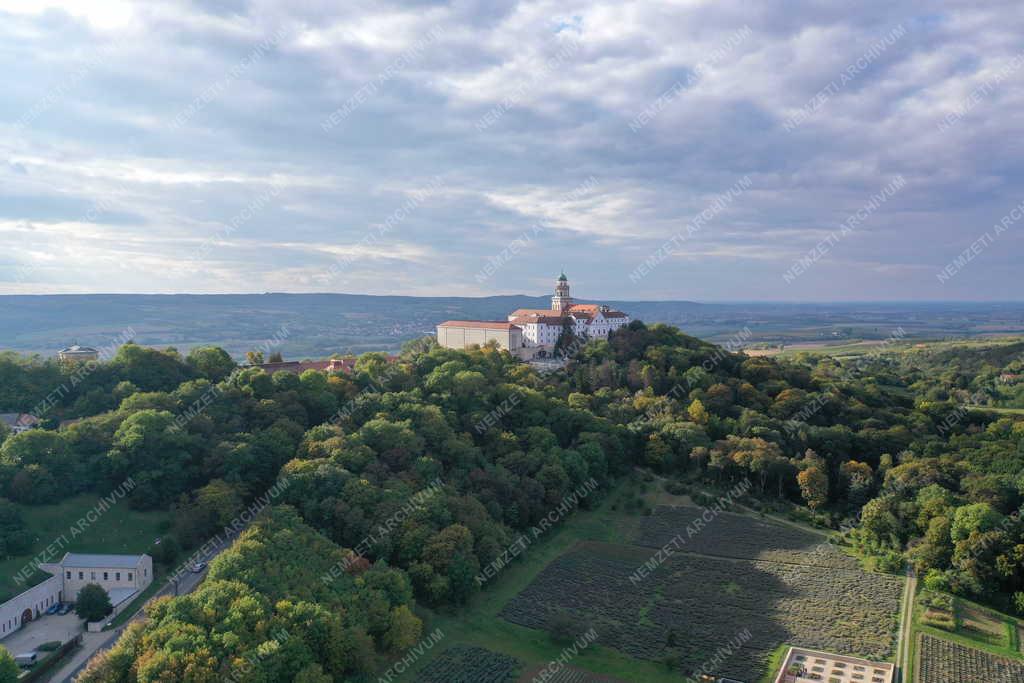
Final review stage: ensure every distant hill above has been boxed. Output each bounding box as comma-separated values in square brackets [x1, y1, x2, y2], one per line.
[921, 339, 1024, 368]
[1, 294, 1022, 360]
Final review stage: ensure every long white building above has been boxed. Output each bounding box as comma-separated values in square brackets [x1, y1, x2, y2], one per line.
[437, 273, 630, 357]
[0, 553, 152, 640]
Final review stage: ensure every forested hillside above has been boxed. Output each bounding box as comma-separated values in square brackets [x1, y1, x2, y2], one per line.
[0, 322, 1021, 681]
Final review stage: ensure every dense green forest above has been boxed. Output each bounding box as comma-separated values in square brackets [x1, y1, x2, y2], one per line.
[0, 323, 1021, 681]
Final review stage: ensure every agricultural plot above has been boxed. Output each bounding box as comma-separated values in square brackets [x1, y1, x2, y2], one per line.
[633, 505, 860, 569]
[518, 664, 628, 682]
[414, 645, 521, 683]
[918, 633, 1024, 683]
[502, 506, 902, 682]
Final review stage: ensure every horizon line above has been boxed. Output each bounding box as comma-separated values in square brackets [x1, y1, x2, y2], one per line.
[0, 292, 1022, 305]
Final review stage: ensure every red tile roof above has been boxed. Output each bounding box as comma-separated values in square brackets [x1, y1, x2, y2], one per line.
[510, 315, 566, 325]
[509, 308, 562, 317]
[254, 356, 396, 375]
[255, 360, 331, 374]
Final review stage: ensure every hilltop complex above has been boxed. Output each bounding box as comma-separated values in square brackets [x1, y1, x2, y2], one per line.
[437, 273, 630, 358]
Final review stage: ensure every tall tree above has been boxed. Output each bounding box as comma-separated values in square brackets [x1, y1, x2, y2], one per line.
[76, 584, 113, 622]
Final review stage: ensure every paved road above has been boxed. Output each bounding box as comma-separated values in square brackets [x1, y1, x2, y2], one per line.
[49, 532, 240, 683]
[895, 566, 917, 683]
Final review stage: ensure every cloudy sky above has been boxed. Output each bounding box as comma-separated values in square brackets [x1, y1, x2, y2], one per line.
[1, 1, 1021, 301]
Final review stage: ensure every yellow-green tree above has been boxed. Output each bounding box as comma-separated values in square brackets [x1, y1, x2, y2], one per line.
[797, 467, 828, 510]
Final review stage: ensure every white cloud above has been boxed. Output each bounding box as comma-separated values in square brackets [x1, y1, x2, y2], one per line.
[0, 0, 1021, 300]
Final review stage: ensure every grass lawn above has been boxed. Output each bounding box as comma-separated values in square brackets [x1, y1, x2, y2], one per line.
[757, 644, 790, 683]
[969, 405, 1024, 415]
[0, 494, 169, 602]
[388, 477, 688, 683]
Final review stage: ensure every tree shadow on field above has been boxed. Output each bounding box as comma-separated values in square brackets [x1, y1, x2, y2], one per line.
[501, 523, 901, 681]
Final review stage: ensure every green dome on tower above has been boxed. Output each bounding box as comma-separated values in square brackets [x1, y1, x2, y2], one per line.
[558, 272, 567, 281]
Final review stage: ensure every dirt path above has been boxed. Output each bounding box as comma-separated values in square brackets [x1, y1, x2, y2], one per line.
[895, 567, 917, 682]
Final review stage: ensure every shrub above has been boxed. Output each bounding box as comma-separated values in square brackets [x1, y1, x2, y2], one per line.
[37, 641, 61, 652]
[664, 481, 688, 495]
[866, 550, 903, 574]
[921, 610, 956, 631]
[924, 569, 952, 594]
[0, 647, 18, 683]
[921, 592, 953, 612]
[151, 535, 179, 565]
[547, 611, 581, 643]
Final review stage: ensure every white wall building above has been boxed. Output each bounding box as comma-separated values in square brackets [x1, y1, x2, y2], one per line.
[436, 321, 526, 356]
[435, 273, 630, 357]
[55, 553, 153, 603]
[0, 553, 153, 641]
[0, 576, 61, 640]
[508, 273, 630, 350]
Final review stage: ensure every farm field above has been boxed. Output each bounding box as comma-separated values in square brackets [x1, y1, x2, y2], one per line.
[413, 645, 521, 683]
[517, 664, 628, 682]
[501, 539, 901, 681]
[907, 589, 1024, 683]
[390, 477, 700, 683]
[499, 504, 902, 681]
[917, 633, 1024, 683]
[631, 505, 862, 569]
[390, 479, 902, 683]
[0, 494, 169, 601]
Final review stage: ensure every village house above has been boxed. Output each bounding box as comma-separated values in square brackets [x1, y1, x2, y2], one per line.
[57, 344, 100, 363]
[251, 355, 398, 375]
[0, 413, 40, 435]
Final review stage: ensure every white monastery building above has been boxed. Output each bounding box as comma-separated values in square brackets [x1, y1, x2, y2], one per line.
[0, 553, 152, 640]
[437, 274, 630, 358]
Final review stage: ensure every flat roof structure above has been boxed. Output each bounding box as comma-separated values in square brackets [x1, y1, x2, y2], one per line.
[774, 647, 894, 683]
[107, 587, 138, 607]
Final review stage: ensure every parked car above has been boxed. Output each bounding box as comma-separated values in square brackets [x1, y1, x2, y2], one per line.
[191, 561, 207, 573]
[58, 603, 73, 615]
[14, 652, 38, 668]
[45, 603, 60, 615]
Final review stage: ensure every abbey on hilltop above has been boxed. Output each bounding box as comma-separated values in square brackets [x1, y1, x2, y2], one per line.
[437, 273, 630, 358]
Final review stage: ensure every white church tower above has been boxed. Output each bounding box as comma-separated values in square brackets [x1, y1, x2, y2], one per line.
[552, 272, 573, 312]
